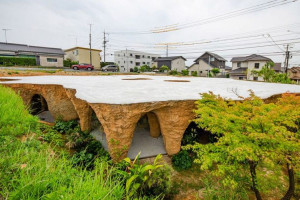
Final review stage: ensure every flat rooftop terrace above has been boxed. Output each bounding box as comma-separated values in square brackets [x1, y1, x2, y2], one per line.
[1, 75, 300, 104]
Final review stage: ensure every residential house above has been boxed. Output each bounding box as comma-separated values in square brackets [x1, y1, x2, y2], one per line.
[0, 42, 64, 67]
[153, 56, 186, 72]
[114, 50, 160, 72]
[288, 67, 300, 84]
[230, 54, 273, 81]
[188, 52, 227, 77]
[64, 47, 101, 70]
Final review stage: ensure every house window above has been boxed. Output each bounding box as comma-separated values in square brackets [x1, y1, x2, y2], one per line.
[47, 58, 57, 62]
[147, 56, 150, 58]
[135, 55, 140, 59]
[136, 62, 140, 66]
[142, 55, 145, 58]
[237, 62, 241, 68]
[200, 71, 202, 73]
[142, 62, 145, 64]
[147, 62, 150, 65]
[210, 57, 215, 62]
[130, 61, 133, 64]
[124, 61, 125, 63]
[253, 77, 258, 81]
[73, 50, 78, 56]
[254, 63, 260, 69]
[239, 77, 244, 80]
[130, 54, 133, 56]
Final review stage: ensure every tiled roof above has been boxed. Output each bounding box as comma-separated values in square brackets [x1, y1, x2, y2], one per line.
[194, 52, 227, 62]
[154, 56, 186, 62]
[229, 68, 247, 74]
[231, 54, 272, 62]
[0, 42, 64, 55]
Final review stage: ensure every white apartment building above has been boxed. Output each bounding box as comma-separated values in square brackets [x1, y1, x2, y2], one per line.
[114, 50, 160, 72]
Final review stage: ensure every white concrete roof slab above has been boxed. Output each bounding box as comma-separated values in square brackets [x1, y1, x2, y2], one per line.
[1, 75, 300, 104]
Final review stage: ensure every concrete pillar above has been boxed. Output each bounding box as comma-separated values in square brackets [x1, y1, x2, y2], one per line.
[147, 112, 161, 138]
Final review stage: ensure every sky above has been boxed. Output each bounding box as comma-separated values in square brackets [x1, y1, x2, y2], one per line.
[1, 0, 300, 66]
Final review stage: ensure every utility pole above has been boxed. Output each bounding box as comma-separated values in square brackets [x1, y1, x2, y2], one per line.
[2, 29, 11, 43]
[284, 44, 290, 74]
[103, 31, 108, 63]
[166, 44, 168, 57]
[89, 24, 92, 65]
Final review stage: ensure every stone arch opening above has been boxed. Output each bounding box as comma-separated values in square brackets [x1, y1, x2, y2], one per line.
[29, 94, 54, 122]
[127, 112, 166, 159]
[182, 121, 218, 146]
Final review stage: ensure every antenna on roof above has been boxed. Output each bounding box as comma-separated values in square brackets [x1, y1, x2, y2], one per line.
[2, 28, 11, 43]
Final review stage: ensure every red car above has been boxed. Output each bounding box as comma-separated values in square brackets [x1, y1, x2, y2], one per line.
[71, 63, 94, 71]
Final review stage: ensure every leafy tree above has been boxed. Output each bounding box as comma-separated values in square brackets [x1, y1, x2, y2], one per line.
[251, 61, 294, 84]
[169, 70, 178, 75]
[184, 92, 300, 200]
[152, 65, 157, 71]
[139, 65, 150, 72]
[211, 68, 220, 77]
[133, 66, 139, 72]
[159, 65, 169, 72]
[191, 71, 198, 77]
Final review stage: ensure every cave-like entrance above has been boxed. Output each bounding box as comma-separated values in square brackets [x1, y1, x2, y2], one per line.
[29, 94, 54, 122]
[127, 113, 166, 159]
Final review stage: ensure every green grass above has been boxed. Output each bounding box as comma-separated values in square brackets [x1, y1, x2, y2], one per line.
[0, 85, 125, 199]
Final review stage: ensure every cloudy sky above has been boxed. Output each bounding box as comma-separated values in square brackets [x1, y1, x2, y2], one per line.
[1, 0, 300, 66]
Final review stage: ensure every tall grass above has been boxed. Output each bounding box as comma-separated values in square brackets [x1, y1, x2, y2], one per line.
[0, 85, 125, 199]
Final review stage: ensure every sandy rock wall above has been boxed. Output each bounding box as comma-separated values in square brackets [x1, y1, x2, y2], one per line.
[3, 84, 78, 121]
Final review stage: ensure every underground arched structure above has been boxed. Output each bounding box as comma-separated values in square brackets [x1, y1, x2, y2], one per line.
[1, 75, 300, 161]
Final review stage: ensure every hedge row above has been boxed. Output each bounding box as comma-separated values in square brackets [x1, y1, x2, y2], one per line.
[63, 59, 79, 67]
[0, 57, 36, 66]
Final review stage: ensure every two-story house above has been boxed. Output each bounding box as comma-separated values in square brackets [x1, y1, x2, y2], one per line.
[288, 67, 300, 84]
[230, 54, 273, 81]
[153, 56, 186, 72]
[188, 52, 227, 77]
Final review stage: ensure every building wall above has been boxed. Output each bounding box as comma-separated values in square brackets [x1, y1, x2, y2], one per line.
[65, 48, 101, 69]
[247, 61, 268, 81]
[198, 53, 225, 68]
[114, 50, 160, 72]
[232, 61, 248, 70]
[188, 60, 226, 77]
[171, 58, 186, 71]
[39, 55, 64, 67]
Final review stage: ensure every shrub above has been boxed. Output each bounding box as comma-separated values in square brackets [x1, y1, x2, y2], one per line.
[139, 65, 147, 72]
[52, 119, 78, 134]
[211, 68, 220, 77]
[169, 70, 178, 75]
[0, 56, 36, 66]
[159, 65, 169, 72]
[192, 71, 198, 77]
[133, 66, 139, 72]
[118, 153, 171, 199]
[63, 59, 78, 67]
[172, 150, 192, 171]
[181, 69, 189, 76]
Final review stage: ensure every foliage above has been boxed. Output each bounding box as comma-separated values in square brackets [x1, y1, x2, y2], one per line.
[117, 153, 171, 199]
[172, 150, 192, 171]
[52, 119, 78, 134]
[139, 65, 151, 72]
[152, 65, 157, 70]
[181, 69, 189, 76]
[251, 61, 294, 84]
[0, 85, 38, 137]
[183, 91, 300, 199]
[159, 65, 169, 72]
[133, 66, 139, 72]
[0, 85, 125, 199]
[63, 59, 78, 67]
[0, 56, 36, 66]
[211, 68, 220, 77]
[191, 71, 198, 77]
[169, 70, 178, 75]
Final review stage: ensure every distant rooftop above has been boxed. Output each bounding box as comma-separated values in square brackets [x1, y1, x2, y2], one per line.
[64, 46, 101, 52]
[154, 56, 186, 62]
[0, 42, 64, 55]
[231, 54, 272, 62]
[194, 52, 227, 62]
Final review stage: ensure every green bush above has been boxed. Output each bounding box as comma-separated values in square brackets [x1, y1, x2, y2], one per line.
[52, 119, 79, 134]
[133, 66, 139, 72]
[159, 65, 169, 72]
[192, 71, 198, 77]
[181, 69, 189, 76]
[0, 57, 36, 66]
[172, 150, 192, 171]
[63, 59, 78, 67]
[169, 70, 178, 75]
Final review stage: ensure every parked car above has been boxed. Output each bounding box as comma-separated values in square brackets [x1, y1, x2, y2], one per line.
[102, 65, 118, 72]
[71, 63, 94, 71]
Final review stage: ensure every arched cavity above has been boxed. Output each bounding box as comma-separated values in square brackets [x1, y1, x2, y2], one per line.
[29, 94, 54, 122]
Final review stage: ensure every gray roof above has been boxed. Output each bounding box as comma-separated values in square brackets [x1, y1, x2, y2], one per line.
[194, 52, 227, 62]
[229, 68, 247, 74]
[0, 42, 64, 55]
[231, 54, 272, 62]
[154, 56, 186, 62]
